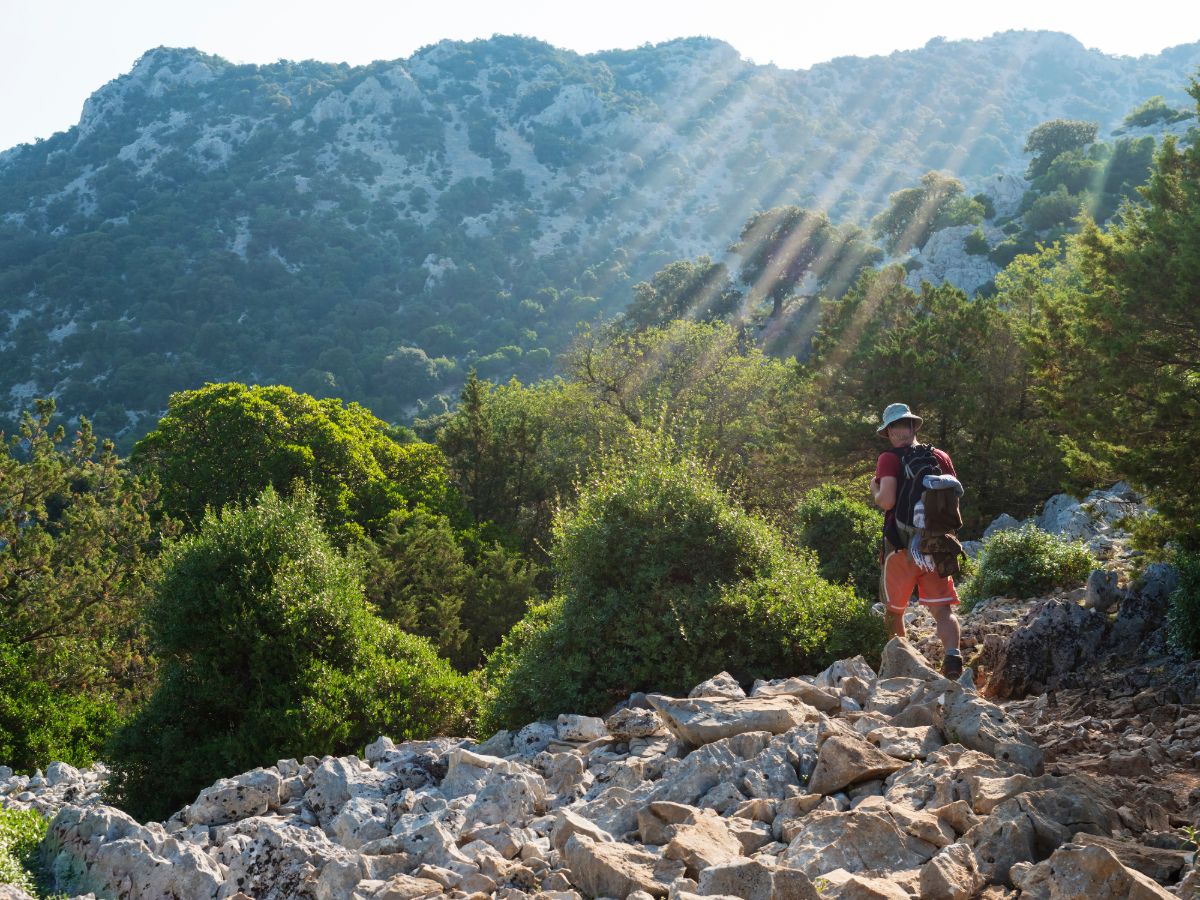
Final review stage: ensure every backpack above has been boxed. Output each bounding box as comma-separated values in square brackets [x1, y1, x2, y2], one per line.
[884, 443, 965, 578]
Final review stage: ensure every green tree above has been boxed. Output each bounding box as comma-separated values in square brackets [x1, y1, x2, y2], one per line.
[802, 265, 1065, 532]
[133, 382, 455, 543]
[734, 206, 883, 318]
[107, 487, 477, 821]
[1023, 119, 1099, 180]
[870, 172, 983, 255]
[0, 400, 160, 771]
[621, 256, 742, 330]
[480, 433, 883, 731]
[1032, 80, 1200, 544]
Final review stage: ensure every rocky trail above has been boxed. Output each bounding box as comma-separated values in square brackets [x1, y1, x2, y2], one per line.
[3, 484, 1199, 900]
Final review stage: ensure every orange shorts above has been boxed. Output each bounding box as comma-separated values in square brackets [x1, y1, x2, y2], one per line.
[882, 549, 959, 614]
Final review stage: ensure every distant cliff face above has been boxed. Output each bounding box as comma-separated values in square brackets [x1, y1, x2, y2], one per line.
[0, 33, 1196, 440]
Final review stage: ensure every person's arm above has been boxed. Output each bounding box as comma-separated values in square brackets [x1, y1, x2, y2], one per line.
[872, 475, 898, 510]
[873, 452, 899, 509]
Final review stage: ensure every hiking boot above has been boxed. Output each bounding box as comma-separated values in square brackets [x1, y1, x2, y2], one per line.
[942, 654, 964, 679]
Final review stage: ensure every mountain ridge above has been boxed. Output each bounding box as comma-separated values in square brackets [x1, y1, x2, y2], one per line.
[0, 30, 1197, 440]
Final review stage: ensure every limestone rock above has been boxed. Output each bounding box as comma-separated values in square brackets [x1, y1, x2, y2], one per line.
[1071, 833, 1189, 883]
[778, 808, 940, 878]
[749, 677, 841, 713]
[814, 656, 877, 690]
[689, 672, 746, 700]
[557, 714, 607, 742]
[920, 842, 983, 900]
[514, 721, 557, 756]
[647, 694, 817, 747]
[550, 808, 614, 852]
[563, 833, 685, 898]
[865, 725, 944, 760]
[1013, 842, 1174, 899]
[305, 756, 391, 826]
[695, 858, 819, 899]
[806, 734, 906, 795]
[606, 707, 665, 741]
[1082, 568, 1122, 612]
[985, 598, 1107, 701]
[662, 811, 743, 878]
[878, 637, 945, 682]
[186, 768, 282, 826]
[942, 689, 1044, 774]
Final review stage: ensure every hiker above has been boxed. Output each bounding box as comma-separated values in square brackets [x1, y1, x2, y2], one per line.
[869, 403, 965, 678]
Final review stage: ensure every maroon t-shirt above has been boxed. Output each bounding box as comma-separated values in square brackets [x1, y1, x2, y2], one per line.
[876, 445, 955, 532]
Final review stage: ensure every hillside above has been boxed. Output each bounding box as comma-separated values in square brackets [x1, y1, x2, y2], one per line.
[0, 32, 1197, 441]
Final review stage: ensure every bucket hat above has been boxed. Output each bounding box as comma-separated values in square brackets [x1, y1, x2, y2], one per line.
[877, 402, 923, 434]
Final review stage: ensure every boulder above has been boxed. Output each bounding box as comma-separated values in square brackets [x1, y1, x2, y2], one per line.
[878, 638, 944, 682]
[1072, 833, 1189, 883]
[778, 808, 940, 877]
[305, 757, 391, 825]
[942, 689, 1043, 774]
[749, 677, 841, 713]
[186, 768, 283, 826]
[550, 808, 614, 852]
[462, 766, 547, 828]
[814, 655, 877, 690]
[1082, 569, 1122, 613]
[865, 725, 944, 760]
[919, 842, 983, 900]
[1013, 842, 1175, 899]
[985, 599, 1107, 701]
[513, 721, 557, 756]
[662, 811, 743, 878]
[806, 734, 906, 795]
[606, 707, 665, 741]
[983, 513, 1023, 539]
[646, 694, 817, 747]
[563, 833, 685, 898]
[689, 672, 747, 700]
[557, 714, 607, 742]
[695, 858, 819, 900]
[326, 796, 390, 850]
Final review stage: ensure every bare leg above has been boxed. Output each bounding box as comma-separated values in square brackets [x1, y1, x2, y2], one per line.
[927, 604, 961, 655]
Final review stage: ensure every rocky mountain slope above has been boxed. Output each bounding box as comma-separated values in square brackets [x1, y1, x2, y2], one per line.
[3, 486, 1196, 899]
[0, 33, 1198, 440]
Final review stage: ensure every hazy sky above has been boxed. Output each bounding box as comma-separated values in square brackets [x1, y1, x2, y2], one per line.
[5, 0, 1200, 151]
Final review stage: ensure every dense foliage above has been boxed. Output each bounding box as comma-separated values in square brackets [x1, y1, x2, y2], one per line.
[132, 382, 454, 541]
[790, 482, 882, 600]
[480, 436, 884, 731]
[107, 488, 477, 821]
[0, 400, 159, 771]
[1167, 551, 1200, 657]
[0, 807, 47, 893]
[960, 525, 1095, 605]
[1029, 80, 1200, 546]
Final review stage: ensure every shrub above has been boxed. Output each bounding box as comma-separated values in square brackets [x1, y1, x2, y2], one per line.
[960, 524, 1094, 607]
[791, 483, 881, 599]
[1167, 552, 1200, 658]
[106, 487, 477, 821]
[0, 807, 47, 893]
[963, 227, 990, 255]
[479, 437, 884, 732]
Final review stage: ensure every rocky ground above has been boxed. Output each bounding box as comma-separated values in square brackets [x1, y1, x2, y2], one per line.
[3, 484, 1197, 899]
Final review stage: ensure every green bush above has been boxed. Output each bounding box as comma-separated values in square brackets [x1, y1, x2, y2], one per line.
[1167, 552, 1200, 658]
[963, 227, 990, 255]
[791, 483, 881, 599]
[961, 524, 1094, 607]
[107, 486, 478, 821]
[0, 807, 47, 893]
[479, 437, 884, 732]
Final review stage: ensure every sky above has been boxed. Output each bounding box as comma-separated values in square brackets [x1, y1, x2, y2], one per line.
[4, 0, 1200, 152]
